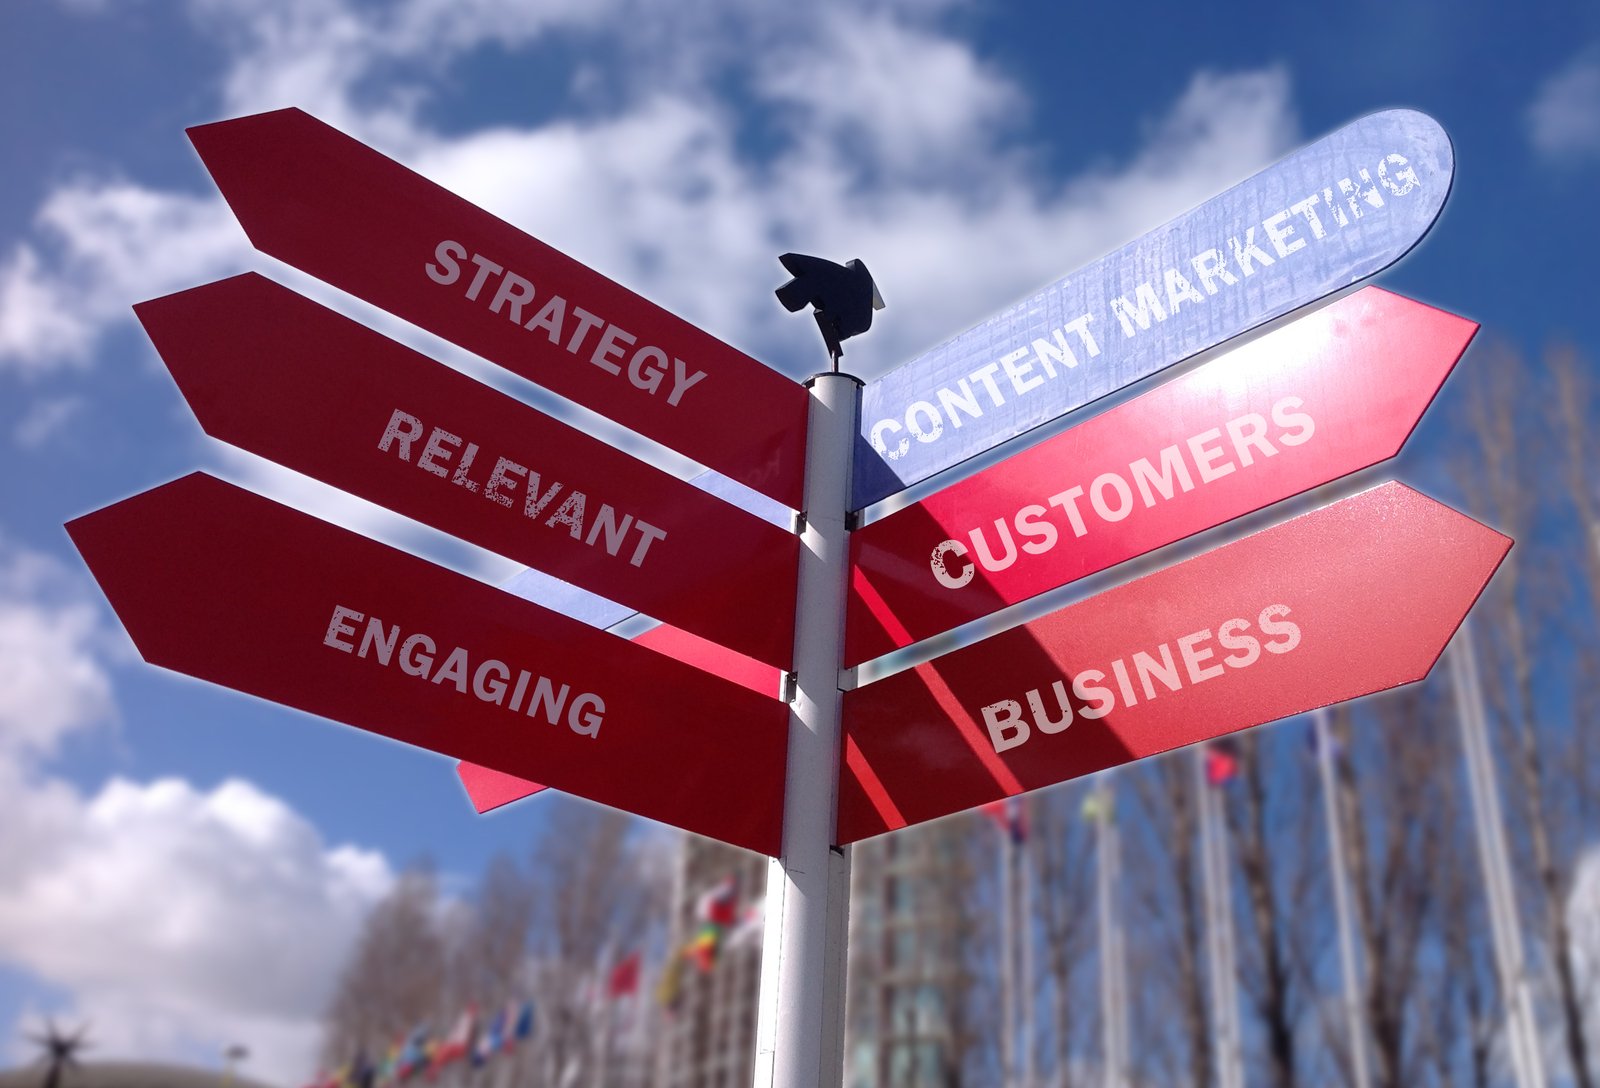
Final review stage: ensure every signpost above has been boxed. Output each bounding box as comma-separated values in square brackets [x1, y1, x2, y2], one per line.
[846, 287, 1477, 663]
[68, 105, 1506, 1088]
[837, 482, 1509, 843]
[138, 272, 800, 669]
[852, 109, 1453, 509]
[66, 473, 790, 855]
[188, 108, 811, 508]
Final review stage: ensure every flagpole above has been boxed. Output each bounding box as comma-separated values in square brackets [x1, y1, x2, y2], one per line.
[1312, 708, 1373, 1088]
[1195, 748, 1244, 1088]
[753, 370, 860, 1088]
[1021, 800, 1035, 1088]
[1450, 621, 1547, 1088]
[1001, 824, 1016, 1088]
[1096, 782, 1127, 1088]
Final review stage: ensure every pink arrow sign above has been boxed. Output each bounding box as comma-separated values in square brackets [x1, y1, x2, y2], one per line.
[846, 287, 1478, 665]
[67, 473, 789, 855]
[838, 482, 1509, 845]
[188, 108, 809, 508]
[137, 273, 798, 669]
[456, 621, 782, 813]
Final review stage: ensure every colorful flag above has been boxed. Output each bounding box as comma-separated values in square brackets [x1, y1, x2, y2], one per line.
[431, 1006, 475, 1069]
[1205, 741, 1239, 786]
[607, 951, 642, 998]
[687, 922, 722, 973]
[725, 900, 765, 950]
[656, 951, 685, 1011]
[981, 797, 1028, 843]
[1081, 789, 1113, 823]
[512, 1000, 534, 1043]
[473, 1008, 504, 1066]
[695, 875, 739, 927]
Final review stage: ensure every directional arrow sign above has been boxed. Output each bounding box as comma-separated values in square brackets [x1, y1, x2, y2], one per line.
[457, 621, 783, 813]
[67, 473, 789, 855]
[138, 273, 799, 669]
[837, 482, 1509, 845]
[853, 109, 1454, 510]
[846, 287, 1477, 664]
[188, 108, 809, 508]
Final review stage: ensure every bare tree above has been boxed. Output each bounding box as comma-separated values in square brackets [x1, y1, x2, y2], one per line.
[527, 801, 663, 1086]
[1029, 783, 1096, 1087]
[1459, 342, 1595, 1088]
[1129, 756, 1212, 1088]
[1225, 729, 1317, 1088]
[322, 862, 449, 1071]
[447, 852, 536, 1014]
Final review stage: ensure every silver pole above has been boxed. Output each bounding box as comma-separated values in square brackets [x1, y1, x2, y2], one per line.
[1195, 749, 1243, 1088]
[1313, 708, 1373, 1088]
[1450, 621, 1547, 1088]
[1021, 810, 1036, 1088]
[1096, 784, 1127, 1088]
[752, 371, 860, 1088]
[1001, 826, 1016, 1088]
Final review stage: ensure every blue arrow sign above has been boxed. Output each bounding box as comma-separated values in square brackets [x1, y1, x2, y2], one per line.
[852, 109, 1454, 511]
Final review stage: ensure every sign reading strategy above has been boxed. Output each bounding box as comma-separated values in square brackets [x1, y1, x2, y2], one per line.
[845, 287, 1477, 664]
[189, 108, 810, 508]
[852, 109, 1454, 510]
[138, 273, 799, 670]
[67, 473, 789, 856]
[838, 483, 1509, 844]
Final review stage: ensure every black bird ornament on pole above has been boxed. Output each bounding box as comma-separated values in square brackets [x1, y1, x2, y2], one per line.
[775, 253, 884, 369]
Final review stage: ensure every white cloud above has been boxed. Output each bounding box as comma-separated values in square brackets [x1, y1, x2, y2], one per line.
[1528, 45, 1600, 162]
[0, 538, 120, 759]
[0, 180, 249, 371]
[0, 535, 393, 1084]
[3, 2, 1297, 384]
[0, 769, 392, 1085]
[13, 396, 86, 449]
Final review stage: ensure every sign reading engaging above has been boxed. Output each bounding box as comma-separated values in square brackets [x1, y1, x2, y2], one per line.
[846, 287, 1477, 664]
[852, 109, 1454, 510]
[67, 473, 789, 855]
[138, 273, 800, 670]
[837, 483, 1508, 844]
[188, 108, 810, 508]
[457, 621, 783, 813]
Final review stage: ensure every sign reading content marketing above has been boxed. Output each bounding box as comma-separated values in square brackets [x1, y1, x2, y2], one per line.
[852, 109, 1454, 510]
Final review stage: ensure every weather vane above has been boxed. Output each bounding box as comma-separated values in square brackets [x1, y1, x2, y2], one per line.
[774, 252, 884, 370]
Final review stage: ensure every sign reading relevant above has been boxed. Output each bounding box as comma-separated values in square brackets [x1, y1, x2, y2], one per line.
[457, 621, 784, 813]
[846, 287, 1477, 664]
[852, 109, 1454, 510]
[838, 482, 1508, 844]
[67, 473, 789, 855]
[188, 108, 810, 508]
[138, 273, 799, 669]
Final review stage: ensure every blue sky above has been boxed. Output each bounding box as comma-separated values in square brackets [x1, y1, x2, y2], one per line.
[2, 1, 1598, 1083]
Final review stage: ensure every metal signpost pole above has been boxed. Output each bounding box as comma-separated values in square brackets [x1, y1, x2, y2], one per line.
[1450, 621, 1547, 1088]
[1312, 707, 1373, 1088]
[754, 371, 861, 1088]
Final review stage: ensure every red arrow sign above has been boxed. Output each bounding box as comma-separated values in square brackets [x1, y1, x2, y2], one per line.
[137, 273, 798, 669]
[846, 287, 1477, 665]
[67, 473, 789, 855]
[188, 108, 809, 508]
[456, 621, 783, 813]
[838, 482, 1509, 845]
